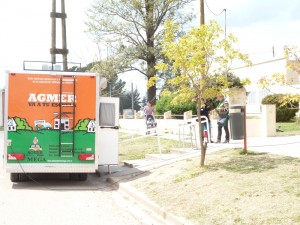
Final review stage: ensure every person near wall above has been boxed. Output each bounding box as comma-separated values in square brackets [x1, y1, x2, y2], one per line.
[216, 95, 230, 143]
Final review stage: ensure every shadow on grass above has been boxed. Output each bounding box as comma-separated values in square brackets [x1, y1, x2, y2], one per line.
[207, 149, 300, 174]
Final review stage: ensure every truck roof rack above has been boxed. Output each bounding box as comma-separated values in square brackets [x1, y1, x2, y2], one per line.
[23, 60, 82, 72]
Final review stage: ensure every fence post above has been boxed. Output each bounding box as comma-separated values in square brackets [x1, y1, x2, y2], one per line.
[261, 104, 276, 137]
[164, 110, 172, 119]
[184, 110, 192, 120]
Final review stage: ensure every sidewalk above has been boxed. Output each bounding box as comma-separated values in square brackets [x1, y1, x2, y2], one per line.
[224, 135, 300, 158]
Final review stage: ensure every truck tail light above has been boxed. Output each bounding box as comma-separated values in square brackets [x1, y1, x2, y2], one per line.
[8, 154, 25, 161]
[78, 154, 94, 161]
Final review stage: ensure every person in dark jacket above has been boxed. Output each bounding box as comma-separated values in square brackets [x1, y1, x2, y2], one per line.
[215, 95, 230, 143]
[200, 98, 214, 143]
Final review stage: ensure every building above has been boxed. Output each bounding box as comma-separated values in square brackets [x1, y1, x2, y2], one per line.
[232, 56, 300, 113]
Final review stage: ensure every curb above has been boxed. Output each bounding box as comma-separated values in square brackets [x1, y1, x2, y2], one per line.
[105, 145, 233, 225]
[107, 176, 190, 225]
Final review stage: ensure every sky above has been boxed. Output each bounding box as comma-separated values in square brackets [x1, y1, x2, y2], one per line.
[1, 0, 300, 93]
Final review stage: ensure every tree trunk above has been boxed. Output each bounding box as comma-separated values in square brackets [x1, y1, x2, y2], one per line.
[145, 0, 156, 103]
[147, 60, 156, 103]
[197, 97, 207, 167]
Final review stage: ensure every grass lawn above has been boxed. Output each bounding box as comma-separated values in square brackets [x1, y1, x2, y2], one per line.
[128, 149, 300, 225]
[119, 133, 183, 161]
[276, 121, 300, 135]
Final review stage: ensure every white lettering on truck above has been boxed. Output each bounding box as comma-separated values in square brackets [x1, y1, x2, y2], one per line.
[28, 94, 76, 103]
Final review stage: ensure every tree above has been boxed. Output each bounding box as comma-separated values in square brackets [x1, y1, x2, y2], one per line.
[86, 0, 195, 103]
[86, 58, 127, 97]
[120, 88, 142, 114]
[156, 20, 250, 167]
[155, 96, 196, 117]
[285, 45, 300, 75]
[261, 94, 299, 122]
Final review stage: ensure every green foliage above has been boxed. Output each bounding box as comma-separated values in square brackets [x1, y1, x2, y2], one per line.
[86, 0, 195, 102]
[155, 96, 196, 116]
[120, 89, 142, 113]
[14, 117, 32, 130]
[214, 72, 245, 88]
[156, 20, 251, 104]
[74, 119, 90, 131]
[261, 94, 299, 122]
[156, 20, 251, 166]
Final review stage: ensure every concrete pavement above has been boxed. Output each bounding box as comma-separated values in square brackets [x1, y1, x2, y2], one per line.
[223, 135, 300, 158]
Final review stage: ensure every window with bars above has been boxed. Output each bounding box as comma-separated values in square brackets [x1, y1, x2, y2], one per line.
[99, 103, 115, 126]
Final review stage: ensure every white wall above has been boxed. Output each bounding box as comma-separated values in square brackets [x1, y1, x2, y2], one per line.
[232, 58, 286, 85]
[119, 105, 276, 138]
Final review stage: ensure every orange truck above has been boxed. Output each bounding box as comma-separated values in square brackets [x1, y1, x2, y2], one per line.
[4, 71, 119, 182]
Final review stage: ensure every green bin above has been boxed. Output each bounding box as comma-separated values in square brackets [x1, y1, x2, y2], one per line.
[229, 105, 244, 140]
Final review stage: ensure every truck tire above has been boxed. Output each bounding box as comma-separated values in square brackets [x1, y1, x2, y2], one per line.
[10, 173, 19, 182]
[19, 173, 30, 182]
[69, 173, 88, 181]
[69, 173, 78, 181]
[10, 173, 30, 182]
[78, 173, 88, 181]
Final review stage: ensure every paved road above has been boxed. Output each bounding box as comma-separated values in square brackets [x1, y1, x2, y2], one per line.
[0, 132, 165, 225]
[0, 172, 168, 225]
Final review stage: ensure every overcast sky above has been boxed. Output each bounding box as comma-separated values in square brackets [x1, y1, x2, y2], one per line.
[1, 0, 300, 92]
[196, 0, 300, 57]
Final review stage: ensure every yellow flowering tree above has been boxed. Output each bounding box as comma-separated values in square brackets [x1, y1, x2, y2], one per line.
[155, 20, 251, 167]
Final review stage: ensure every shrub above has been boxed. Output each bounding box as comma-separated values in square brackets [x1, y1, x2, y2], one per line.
[261, 94, 299, 122]
[155, 96, 196, 117]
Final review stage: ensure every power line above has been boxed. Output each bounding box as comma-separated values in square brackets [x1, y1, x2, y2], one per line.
[204, 0, 227, 39]
[204, 0, 225, 16]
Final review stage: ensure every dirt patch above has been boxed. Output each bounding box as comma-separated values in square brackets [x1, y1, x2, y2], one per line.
[127, 149, 300, 225]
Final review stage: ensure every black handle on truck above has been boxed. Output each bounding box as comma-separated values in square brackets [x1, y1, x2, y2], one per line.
[100, 126, 119, 129]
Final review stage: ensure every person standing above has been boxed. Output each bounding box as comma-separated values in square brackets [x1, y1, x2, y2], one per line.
[216, 95, 230, 143]
[143, 101, 155, 124]
[200, 98, 214, 143]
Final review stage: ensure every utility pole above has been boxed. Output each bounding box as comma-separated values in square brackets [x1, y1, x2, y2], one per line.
[51, 0, 56, 65]
[50, 0, 69, 71]
[200, 0, 205, 25]
[199, 0, 206, 167]
[131, 83, 134, 117]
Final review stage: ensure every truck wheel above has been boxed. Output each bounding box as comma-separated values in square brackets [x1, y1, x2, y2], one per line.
[19, 173, 30, 182]
[69, 173, 87, 181]
[78, 173, 88, 181]
[10, 173, 19, 182]
[69, 173, 78, 181]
